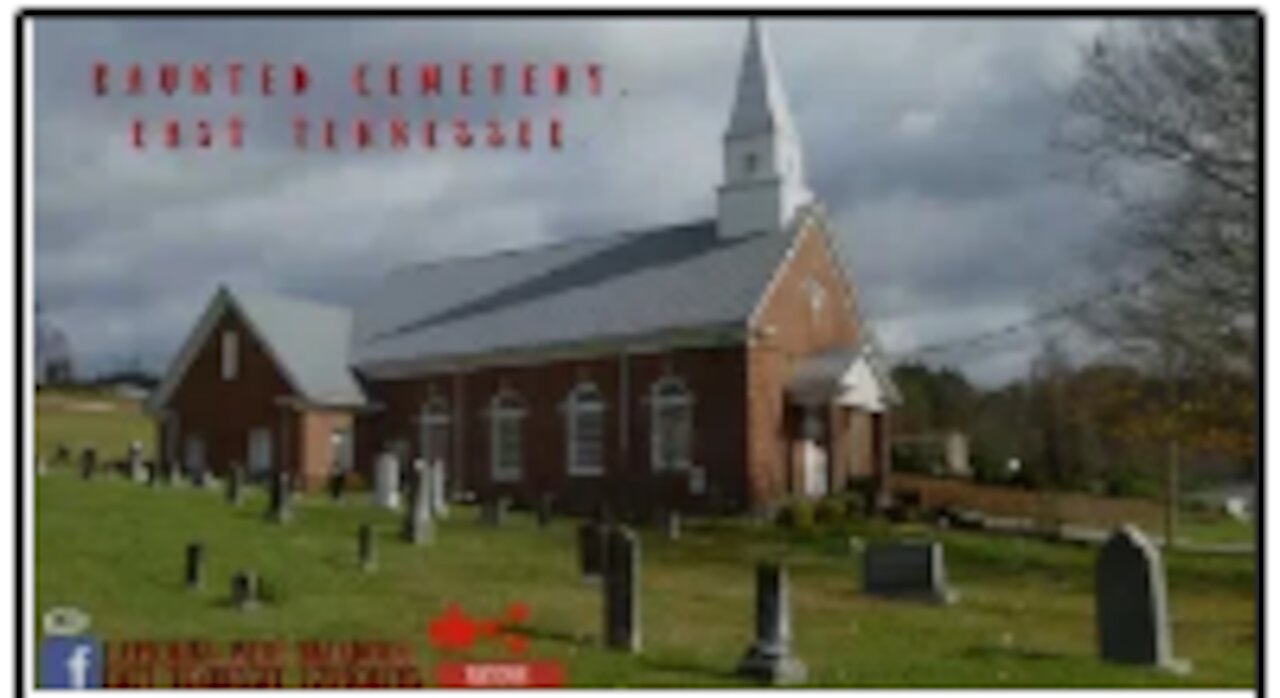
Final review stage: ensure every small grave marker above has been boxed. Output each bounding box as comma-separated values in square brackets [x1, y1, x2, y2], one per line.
[862, 540, 957, 604]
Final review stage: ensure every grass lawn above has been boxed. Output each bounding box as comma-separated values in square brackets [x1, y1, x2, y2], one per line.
[33, 392, 1257, 688]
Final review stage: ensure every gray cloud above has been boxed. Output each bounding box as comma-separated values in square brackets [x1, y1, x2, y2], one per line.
[34, 16, 1122, 385]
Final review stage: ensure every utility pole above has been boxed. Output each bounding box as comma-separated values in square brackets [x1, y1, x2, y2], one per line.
[1163, 349, 1180, 550]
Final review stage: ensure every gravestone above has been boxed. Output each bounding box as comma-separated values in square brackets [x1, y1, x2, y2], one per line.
[328, 470, 346, 503]
[401, 459, 434, 545]
[191, 467, 209, 489]
[373, 452, 401, 509]
[79, 448, 96, 480]
[265, 470, 292, 524]
[1096, 525, 1190, 673]
[578, 521, 606, 582]
[430, 460, 449, 519]
[54, 442, 71, 466]
[166, 459, 183, 486]
[603, 527, 641, 652]
[226, 462, 245, 505]
[358, 524, 376, 573]
[536, 493, 554, 528]
[184, 542, 204, 591]
[664, 510, 682, 541]
[127, 441, 146, 482]
[481, 496, 509, 526]
[231, 570, 259, 610]
[737, 562, 807, 684]
[144, 460, 158, 486]
[862, 540, 957, 604]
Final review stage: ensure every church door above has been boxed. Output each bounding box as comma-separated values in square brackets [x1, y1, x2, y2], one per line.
[801, 407, 829, 498]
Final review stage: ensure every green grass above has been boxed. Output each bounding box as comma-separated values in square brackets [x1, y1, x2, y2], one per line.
[34, 392, 1256, 687]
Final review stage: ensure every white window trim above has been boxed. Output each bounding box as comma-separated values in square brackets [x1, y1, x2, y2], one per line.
[220, 330, 239, 380]
[565, 383, 606, 477]
[649, 376, 694, 473]
[418, 395, 451, 468]
[488, 391, 525, 483]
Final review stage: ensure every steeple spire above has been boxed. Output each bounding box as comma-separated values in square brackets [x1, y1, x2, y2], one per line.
[726, 17, 798, 139]
[716, 19, 813, 239]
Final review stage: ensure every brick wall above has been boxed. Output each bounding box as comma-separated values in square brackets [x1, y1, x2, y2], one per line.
[746, 218, 878, 509]
[158, 302, 354, 491]
[355, 345, 748, 516]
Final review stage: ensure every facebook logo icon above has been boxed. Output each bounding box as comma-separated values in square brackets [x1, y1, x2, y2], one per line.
[40, 636, 102, 689]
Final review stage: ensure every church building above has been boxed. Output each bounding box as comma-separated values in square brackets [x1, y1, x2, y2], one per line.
[147, 20, 900, 515]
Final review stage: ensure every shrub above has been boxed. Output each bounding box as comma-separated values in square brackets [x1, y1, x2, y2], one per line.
[776, 500, 815, 530]
[814, 497, 844, 525]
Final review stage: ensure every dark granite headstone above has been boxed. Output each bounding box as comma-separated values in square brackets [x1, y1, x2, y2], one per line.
[358, 524, 376, 572]
[266, 471, 291, 524]
[231, 570, 259, 610]
[1096, 525, 1190, 673]
[54, 442, 71, 465]
[603, 527, 641, 652]
[536, 493, 554, 528]
[144, 460, 159, 486]
[862, 540, 957, 604]
[184, 542, 204, 591]
[737, 562, 807, 684]
[328, 470, 346, 503]
[578, 521, 606, 582]
[79, 448, 96, 480]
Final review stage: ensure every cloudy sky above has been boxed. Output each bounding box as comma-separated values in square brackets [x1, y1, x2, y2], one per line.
[33, 16, 1123, 385]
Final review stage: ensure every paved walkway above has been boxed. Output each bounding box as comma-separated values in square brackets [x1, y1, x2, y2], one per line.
[977, 516, 1255, 556]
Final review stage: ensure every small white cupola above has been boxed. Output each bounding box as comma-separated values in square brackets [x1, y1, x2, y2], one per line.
[717, 18, 814, 239]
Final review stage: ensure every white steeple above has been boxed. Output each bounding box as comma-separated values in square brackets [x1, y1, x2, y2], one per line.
[717, 18, 813, 239]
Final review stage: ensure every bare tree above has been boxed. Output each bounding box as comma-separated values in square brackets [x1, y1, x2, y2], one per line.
[1058, 18, 1259, 385]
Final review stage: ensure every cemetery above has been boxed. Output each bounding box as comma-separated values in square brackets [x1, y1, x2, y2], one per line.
[33, 390, 1255, 687]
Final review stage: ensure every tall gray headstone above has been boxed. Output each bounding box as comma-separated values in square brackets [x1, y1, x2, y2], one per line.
[578, 521, 605, 581]
[862, 540, 957, 604]
[226, 462, 245, 505]
[401, 459, 434, 545]
[664, 510, 682, 541]
[737, 562, 807, 684]
[430, 460, 449, 519]
[603, 527, 641, 652]
[536, 493, 554, 528]
[481, 496, 509, 526]
[266, 470, 291, 524]
[373, 452, 401, 509]
[166, 459, 183, 486]
[127, 441, 146, 482]
[1096, 525, 1190, 674]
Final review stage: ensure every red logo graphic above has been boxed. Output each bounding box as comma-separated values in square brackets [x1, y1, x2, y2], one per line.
[426, 602, 562, 687]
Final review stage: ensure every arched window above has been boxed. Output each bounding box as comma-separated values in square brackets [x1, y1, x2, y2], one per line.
[650, 376, 693, 472]
[418, 393, 450, 473]
[566, 383, 605, 476]
[488, 390, 525, 482]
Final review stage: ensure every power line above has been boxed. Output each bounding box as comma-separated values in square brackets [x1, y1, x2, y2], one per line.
[886, 266, 1166, 361]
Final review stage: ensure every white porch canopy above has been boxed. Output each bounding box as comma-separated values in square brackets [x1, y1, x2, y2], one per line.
[786, 346, 899, 413]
